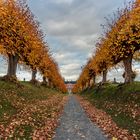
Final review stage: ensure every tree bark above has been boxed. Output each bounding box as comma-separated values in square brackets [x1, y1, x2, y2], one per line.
[48, 79, 52, 87]
[123, 54, 133, 83]
[43, 76, 46, 83]
[102, 69, 107, 83]
[42, 76, 48, 86]
[81, 83, 84, 91]
[31, 68, 37, 81]
[93, 75, 96, 85]
[7, 54, 19, 77]
[87, 80, 90, 87]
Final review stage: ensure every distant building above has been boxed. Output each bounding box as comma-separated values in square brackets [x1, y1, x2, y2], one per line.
[65, 81, 76, 94]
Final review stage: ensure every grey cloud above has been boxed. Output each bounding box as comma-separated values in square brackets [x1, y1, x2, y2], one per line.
[0, 0, 133, 81]
[27, 0, 132, 80]
[60, 63, 82, 80]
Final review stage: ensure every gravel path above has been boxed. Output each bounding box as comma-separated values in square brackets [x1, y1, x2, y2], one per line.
[53, 95, 108, 140]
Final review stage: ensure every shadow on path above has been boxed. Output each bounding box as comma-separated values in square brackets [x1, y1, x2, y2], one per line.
[53, 95, 108, 140]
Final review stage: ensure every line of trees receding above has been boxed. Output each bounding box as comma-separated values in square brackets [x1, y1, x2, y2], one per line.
[0, 0, 67, 92]
[73, 0, 140, 93]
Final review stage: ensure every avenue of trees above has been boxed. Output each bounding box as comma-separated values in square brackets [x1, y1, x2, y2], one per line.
[0, 0, 67, 92]
[73, 0, 140, 93]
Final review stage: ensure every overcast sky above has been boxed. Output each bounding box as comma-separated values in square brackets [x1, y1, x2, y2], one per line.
[1, 0, 140, 82]
[27, 0, 132, 81]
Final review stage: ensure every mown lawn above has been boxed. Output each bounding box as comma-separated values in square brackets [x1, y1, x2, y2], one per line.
[80, 82, 140, 139]
[0, 80, 66, 139]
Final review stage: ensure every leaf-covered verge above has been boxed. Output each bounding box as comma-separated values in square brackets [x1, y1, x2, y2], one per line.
[78, 82, 140, 140]
[0, 81, 68, 139]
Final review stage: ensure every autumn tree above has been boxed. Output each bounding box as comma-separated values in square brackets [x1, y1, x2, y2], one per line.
[94, 0, 140, 83]
[0, 0, 67, 92]
[0, 1, 28, 78]
[0, 0, 43, 80]
[73, 0, 140, 93]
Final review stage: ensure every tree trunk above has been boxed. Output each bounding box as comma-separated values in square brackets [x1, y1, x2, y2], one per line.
[42, 76, 48, 86]
[93, 75, 96, 85]
[48, 79, 52, 87]
[81, 83, 84, 91]
[123, 54, 133, 83]
[43, 76, 46, 83]
[31, 69, 37, 81]
[102, 69, 107, 83]
[7, 54, 19, 77]
[87, 80, 90, 87]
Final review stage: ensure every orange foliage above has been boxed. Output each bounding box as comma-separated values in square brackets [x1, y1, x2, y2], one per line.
[73, 0, 140, 92]
[0, 0, 66, 92]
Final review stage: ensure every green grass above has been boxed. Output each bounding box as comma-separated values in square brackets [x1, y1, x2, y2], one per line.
[80, 82, 140, 139]
[0, 80, 66, 139]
